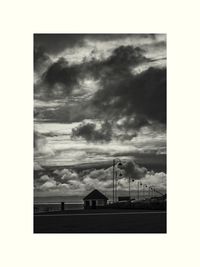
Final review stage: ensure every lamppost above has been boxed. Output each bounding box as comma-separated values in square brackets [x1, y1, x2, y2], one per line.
[112, 159, 137, 202]
[142, 183, 144, 200]
[116, 172, 123, 201]
[149, 186, 151, 198]
[149, 186, 154, 198]
[144, 184, 148, 199]
[137, 181, 140, 200]
[129, 178, 135, 200]
[112, 158, 123, 203]
[151, 186, 155, 198]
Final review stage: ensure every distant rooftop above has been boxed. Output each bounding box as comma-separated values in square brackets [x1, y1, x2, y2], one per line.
[83, 189, 108, 200]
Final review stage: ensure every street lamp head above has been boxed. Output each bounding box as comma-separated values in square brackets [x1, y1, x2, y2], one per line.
[114, 158, 122, 164]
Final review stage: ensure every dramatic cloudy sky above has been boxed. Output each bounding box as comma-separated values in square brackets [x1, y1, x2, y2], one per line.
[34, 34, 166, 199]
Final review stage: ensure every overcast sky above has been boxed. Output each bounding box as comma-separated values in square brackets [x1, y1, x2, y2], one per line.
[34, 34, 166, 198]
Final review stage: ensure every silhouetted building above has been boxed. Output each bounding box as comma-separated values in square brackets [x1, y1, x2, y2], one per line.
[83, 189, 108, 209]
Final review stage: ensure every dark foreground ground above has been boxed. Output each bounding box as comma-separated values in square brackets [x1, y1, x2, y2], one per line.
[34, 209, 166, 233]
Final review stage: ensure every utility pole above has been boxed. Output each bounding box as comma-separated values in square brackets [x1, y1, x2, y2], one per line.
[129, 177, 131, 200]
[138, 181, 140, 200]
[113, 159, 115, 203]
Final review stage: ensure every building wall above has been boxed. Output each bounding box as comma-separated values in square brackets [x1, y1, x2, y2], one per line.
[97, 199, 107, 206]
[84, 199, 107, 207]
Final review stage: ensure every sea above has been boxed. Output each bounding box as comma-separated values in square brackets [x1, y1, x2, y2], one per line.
[34, 196, 84, 213]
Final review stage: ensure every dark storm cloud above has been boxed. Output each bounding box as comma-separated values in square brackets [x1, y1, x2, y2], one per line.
[86, 33, 156, 42]
[39, 58, 82, 99]
[34, 34, 85, 55]
[88, 46, 165, 126]
[113, 151, 166, 172]
[38, 45, 148, 99]
[71, 121, 112, 143]
[35, 44, 149, 102]
[85, 45, 166, 127]
[35, 43, 166, 130]
[92, 67, 166, 124]
[135, 153, 166, 172]
[35, 45, 149, 103]
[122, 160, 147, 179]
[84, 45, 149, 82]
[105, 45, 147, 68]
[34, 33, 157, 55]
[34, 46, 51, 74]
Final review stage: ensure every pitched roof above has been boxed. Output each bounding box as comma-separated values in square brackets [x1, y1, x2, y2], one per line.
[83, 189, 108, 200]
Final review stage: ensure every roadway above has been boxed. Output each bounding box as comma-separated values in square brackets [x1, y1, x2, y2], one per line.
[34, 210, 166, 233]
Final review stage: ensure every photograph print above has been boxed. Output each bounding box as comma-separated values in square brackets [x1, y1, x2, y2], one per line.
[34, 34, 166, 233]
